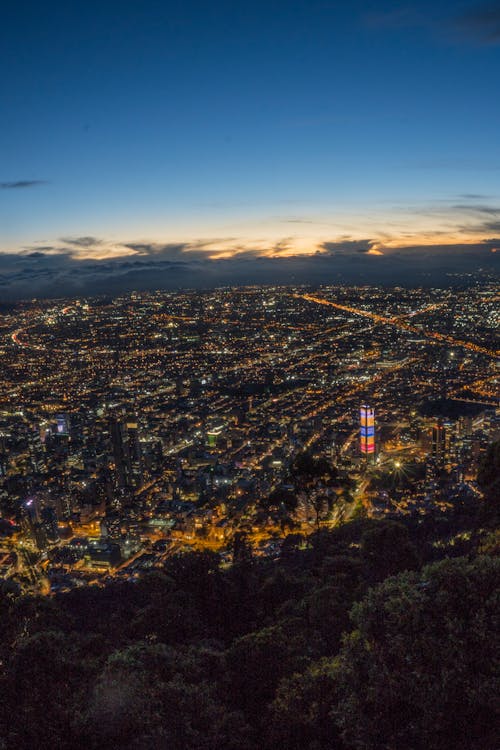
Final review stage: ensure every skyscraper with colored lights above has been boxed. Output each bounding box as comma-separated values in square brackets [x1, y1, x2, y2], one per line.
[360, 405, 375, 458]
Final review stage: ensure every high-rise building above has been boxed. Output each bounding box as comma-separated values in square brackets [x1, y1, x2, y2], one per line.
[109, 414, 143, 489]
[109, 416, 132, 488]
[102, 512, 122, 541]
[29, 428, 46, 473]
[0, 433, 8, 477]
[126, 419, 143, 482]
[21, 498, 47, 550]
[56, 413, 71, 436]
[40, 507, 60, 544]
[360, 405, 375, 458]
[432, 421, 446, 465]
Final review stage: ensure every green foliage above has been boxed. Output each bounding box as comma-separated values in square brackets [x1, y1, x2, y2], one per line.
[263, 486, 298, 512]
[77, 642, 254, 750]
[225, 624, 310, 720]
[270, 658, 342, 750]
[1, 630, 94, 750]
[334, 556, 500, 750]
[0, 508, 497, 750]
[360, 519, 419, 583]
[291, 451, 337, 484]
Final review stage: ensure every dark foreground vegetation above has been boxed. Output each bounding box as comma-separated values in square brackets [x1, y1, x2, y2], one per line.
[0, 451, 499, 750]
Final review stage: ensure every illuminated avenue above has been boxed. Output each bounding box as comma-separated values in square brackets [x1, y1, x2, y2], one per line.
[297, 293, 500, 358]
[0, 281, 498, 593]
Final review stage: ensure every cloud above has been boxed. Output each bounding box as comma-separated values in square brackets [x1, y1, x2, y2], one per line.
[123, 240, 234, 258]
[21, 246, 58, 254]
[124, 242, 193, 256]
[387, 238, 500, 256]
[270, 237, 295, 256]
[0, 180, 47, 189]
[320, 239, 377, 254]
[459, 193, 491, 200]
[282, 218, 315, 224]
[404, 157, 500, 171]
[362, 7, 425, 30]
[447, 203, 500, 234]
[463, 218, 500, 234]
[59, 236, 103, 248]
[362, 3, 500, 46]
[452, 204, 500, 216]
[387, 198, 500, 238]
[0, 235, 498, 301]
[453, 4, 500, 44]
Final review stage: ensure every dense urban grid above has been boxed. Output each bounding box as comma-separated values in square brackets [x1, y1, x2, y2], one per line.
[0, 280, 498, 594]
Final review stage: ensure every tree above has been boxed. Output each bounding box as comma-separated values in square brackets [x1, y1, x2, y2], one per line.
[334, 556, 500, 750]
[269, 658, 343, 750]
[280, 532, 304, 560]
[259, 487, 298, 531]
[0, 630, 88, 750]
[291, 451, 337, 486]
[360, 519, 419, 583]
[225, 624, 310, 721]
[291, 451, 339, 530]
[311, 493, 330, 529]
[264, 486, 298, 513]
[231, 531, 254, 566]
[76, 642, 255, 750]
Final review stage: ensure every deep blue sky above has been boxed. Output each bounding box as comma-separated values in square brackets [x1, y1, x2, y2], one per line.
[1, 1, 499, 296]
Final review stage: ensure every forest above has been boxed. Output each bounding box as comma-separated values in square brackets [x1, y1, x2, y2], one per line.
[0, 444, 498, 750]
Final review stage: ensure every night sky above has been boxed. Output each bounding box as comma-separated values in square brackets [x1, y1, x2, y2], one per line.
[1, 0, 500, 297]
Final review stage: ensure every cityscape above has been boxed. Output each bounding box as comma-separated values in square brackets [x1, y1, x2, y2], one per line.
[1, 280, 498, 594]
[2, 0, 500, 747]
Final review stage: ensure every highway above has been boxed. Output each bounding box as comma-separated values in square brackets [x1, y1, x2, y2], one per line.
[295, 293, 499, 359]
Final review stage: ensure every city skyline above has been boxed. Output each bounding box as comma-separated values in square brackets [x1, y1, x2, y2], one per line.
[2, 1, 500, 298]
[1, 3, 498, 748]
[1, 282, 498, 585]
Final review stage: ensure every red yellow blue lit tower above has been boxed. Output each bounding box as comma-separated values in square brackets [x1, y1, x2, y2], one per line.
[360, 405, 375, 459]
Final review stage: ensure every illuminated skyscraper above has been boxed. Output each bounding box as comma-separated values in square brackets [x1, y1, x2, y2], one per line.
[360, 405, 375, 458]
[126, 418, 143, 482]
[56, 413, 70, 435]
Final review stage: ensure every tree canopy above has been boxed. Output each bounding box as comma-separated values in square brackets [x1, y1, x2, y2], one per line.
[0, 509, 498, 750]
